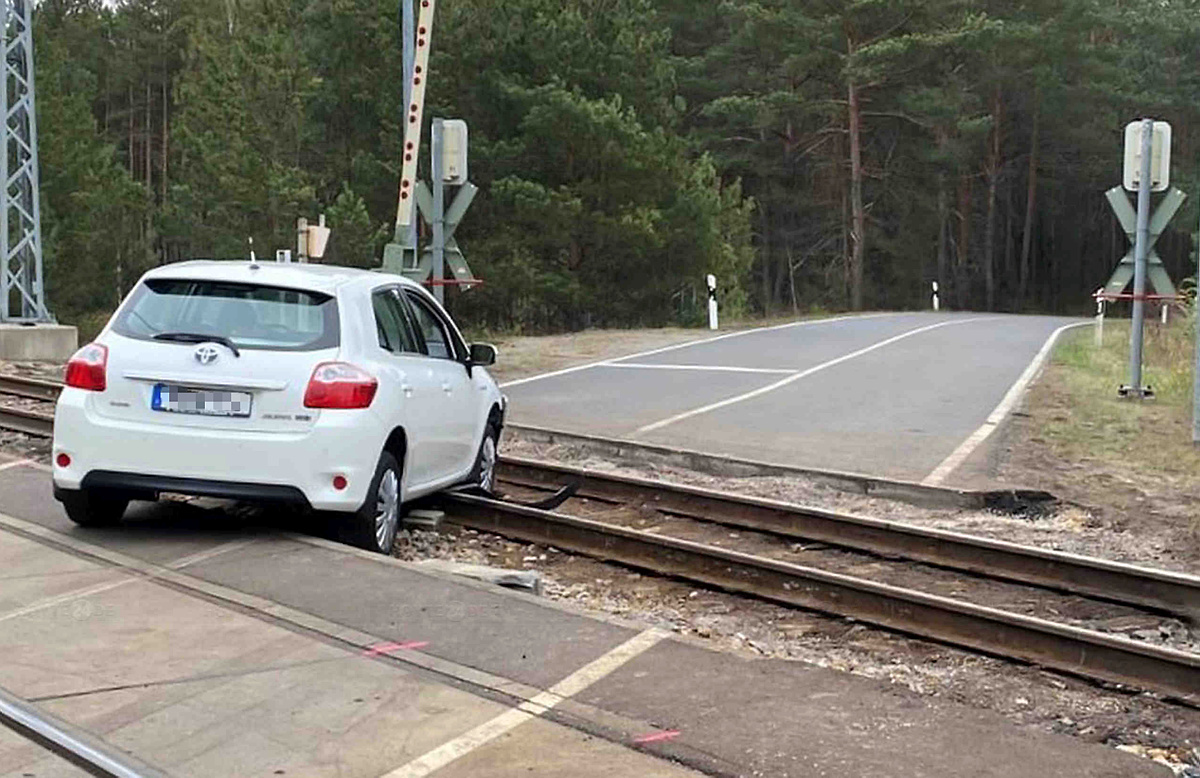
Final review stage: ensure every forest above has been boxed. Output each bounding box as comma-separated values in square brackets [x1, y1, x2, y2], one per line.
[30, 0, 1200, 333]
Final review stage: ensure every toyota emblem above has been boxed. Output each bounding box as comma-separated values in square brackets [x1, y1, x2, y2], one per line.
[194, 345, 220, 365]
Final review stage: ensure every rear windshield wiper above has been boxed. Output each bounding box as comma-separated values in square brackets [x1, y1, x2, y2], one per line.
[153, 332, 241, 357]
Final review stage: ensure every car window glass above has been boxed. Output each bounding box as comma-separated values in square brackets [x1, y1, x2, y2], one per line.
[111, 279, 338, 351]
[403, 292, 453, 359]
[394, 292, 427, 354]
[387, 290, 422, 353]
[372, 290, 406, 352]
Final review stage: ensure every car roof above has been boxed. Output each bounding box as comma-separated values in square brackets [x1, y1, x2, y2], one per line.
[142, 260, 418, 295]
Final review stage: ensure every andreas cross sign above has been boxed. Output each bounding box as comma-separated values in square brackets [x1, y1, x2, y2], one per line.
[1101, 121, 1182, 304]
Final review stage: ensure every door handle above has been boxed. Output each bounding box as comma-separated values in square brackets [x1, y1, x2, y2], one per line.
[441, 381, 452, 394]
[401, 382, 414, 398]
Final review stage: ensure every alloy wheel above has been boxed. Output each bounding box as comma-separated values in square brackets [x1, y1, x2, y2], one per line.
[479, 435, 497, 492]
[375, 468, 400, 550]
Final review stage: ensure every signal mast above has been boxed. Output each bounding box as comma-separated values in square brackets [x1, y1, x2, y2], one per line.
[382, 0, 479, 303]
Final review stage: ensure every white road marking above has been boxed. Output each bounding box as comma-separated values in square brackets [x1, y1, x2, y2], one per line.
[0, 459, 35, 472]
[922, 321, 1090, 486]
[0, 537, 256, 624]
[635, 318, 987, 435]
[601, 363, 796, 375]
[498, 313, 894, 388]
[379, 627, 669, 778]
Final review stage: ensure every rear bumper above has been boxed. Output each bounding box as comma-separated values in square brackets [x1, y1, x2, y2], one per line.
[51, 387, 382, 511]
[58, 472, 310, 507]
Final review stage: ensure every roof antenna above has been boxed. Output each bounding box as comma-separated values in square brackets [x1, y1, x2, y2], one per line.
[248, 236, 260, 269]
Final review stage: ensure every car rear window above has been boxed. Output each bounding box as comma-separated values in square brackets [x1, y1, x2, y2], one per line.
[112, 279, 339, 351]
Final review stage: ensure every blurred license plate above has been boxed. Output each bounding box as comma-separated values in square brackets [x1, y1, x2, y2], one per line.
[151, 384, 252, 418]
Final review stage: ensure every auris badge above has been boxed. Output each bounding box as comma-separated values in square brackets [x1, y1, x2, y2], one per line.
[194, 344, 220, 365]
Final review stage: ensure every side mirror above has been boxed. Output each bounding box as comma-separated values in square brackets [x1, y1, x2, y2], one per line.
[468, 343, 497, 367]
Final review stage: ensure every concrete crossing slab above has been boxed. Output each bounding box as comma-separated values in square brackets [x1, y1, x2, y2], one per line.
[183, 537, 638, 692]
[0, 525, 694, 778]
[578, 638, 1159, 778]
[431, 717, 698, 778]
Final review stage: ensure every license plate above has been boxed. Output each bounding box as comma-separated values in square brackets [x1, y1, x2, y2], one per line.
[151, 384, 252, 418]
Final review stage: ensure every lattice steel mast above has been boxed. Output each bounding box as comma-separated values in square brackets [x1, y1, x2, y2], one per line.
[0, 0, 49, 322]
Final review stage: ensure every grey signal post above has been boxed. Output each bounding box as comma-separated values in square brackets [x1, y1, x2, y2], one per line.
[1125, 119, 1154, 399]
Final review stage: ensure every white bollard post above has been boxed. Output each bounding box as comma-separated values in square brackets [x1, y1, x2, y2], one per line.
[706, 274, 718, 330]
[1162, 302, 1169, 324]
[1094, 289, 1105, 347]
[931, 281, 940, 311]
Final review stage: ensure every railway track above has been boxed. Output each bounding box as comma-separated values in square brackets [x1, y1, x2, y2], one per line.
[5, 374, 1200, 703]
[1, 683, 167, 778]
[496, 458, 1200, 620]
[0, 374, 57, 437]
[443, 459, 1200, 705]
[0, 374, 64, 402]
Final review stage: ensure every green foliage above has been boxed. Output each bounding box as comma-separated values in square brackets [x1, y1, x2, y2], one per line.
[166, 0, 317, 258]
[456, 84, 752, 329]
[35, 1, 148, 319]
[29, 0, 1200, 332]
[324, 183, 387, 268]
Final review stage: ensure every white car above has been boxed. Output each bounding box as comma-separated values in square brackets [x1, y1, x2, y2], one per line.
[51, 260, 505, 553]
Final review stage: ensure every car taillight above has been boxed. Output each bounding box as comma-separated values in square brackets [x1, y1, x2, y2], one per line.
[64, 343, 108, 392]
[304, 362, 378, 409]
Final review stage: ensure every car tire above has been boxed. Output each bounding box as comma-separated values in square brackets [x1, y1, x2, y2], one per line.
[343, 451, 403, 554]
[468, 423, 499, 493]
[59, 489, 129, 527]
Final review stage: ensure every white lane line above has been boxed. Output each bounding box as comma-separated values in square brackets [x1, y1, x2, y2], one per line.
[0, 537, 257, 624]
[922, 320, 1090, 486]
[379, 627, 669, 778]
[498, 313, 895, 388]
[0, 459, 35, 473]
[635, 318, 987, 435]
[601, 363, 797, 375]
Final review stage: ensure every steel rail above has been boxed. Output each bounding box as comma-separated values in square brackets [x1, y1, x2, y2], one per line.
[0, 405, 53, 437]
[0, 374, 63, 402]
[0, 685, 170, 778]
[444, 491, 1200, 704]
[498, 456, 1200, 621]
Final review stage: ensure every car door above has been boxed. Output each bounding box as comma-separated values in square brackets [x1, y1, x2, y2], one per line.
[368, 286, 442, 488]
[399, 289, 476, 478]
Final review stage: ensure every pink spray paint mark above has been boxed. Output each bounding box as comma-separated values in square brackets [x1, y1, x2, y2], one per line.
[632, 729, 681, 745]
[363, 640, 429, 657]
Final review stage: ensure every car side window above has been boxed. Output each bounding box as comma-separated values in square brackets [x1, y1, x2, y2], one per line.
[403, 291, 454, 360]
[372, 289, 417, 353]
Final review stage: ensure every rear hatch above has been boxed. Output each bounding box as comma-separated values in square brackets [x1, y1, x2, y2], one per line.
[95, 278, 340, 433]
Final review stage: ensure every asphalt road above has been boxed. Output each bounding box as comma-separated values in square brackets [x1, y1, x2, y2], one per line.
[502, 312, 1085, 484]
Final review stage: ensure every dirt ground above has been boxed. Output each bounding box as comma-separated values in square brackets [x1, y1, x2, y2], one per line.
[995, 326, 1200, 569]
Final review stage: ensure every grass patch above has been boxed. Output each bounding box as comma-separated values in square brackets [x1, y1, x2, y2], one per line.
[1040, 317, 1200, 481]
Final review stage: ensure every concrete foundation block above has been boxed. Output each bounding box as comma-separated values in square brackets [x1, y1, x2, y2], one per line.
[403, 509, 445, 530]
[0, 324, 78, 362]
